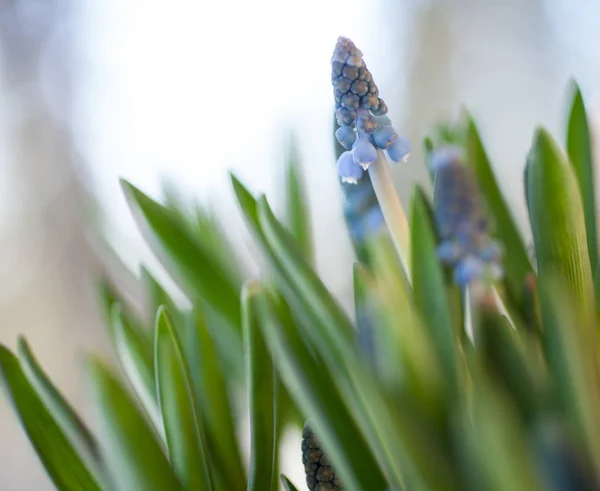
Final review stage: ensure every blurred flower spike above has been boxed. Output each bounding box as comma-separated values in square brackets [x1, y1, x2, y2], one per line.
[332, 37, 411, 183]
[432, 146, 504, 287]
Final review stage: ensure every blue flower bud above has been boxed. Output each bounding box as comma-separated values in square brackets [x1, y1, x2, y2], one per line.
[477, 241, 504, 262]
[337, 150, 363, 184]
[335, 126, 356, 149]
[375, 115, 392, 126]
[350, 80, 369, 97]
[373, 125, 398, 149]
[454, 256, 484, 286]
[336, 107, 355, 126]
[334, 76, 352, 93]
[372, 98, 388, 116]
[387, 135, 411, 162]
[356, 111, 377, 134]
[361, 93, 379, 111]
[341, 92, 360, 110]
[352, 137, 377, 168]
[342, 64, 360, 81]
[436, 240, 463, 263]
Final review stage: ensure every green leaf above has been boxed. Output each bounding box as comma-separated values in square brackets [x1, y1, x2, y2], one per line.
[120, 179, 241, 336]
[140, 266, 180, 325]
[538, 277, 600, 474]
[87, 357, 181, 491]
[477, 312, 542, 423]
[182, 310, 246, 491]
[410, 188, 458, 393]
[0, 346, 101, 491]
[243, 283, 276, 491]
[567, 84, 597, 272]
[155, 307, 213, 490]
[284, 141, 313, 264]
[110, 304, 160, 431]
[257, 196, 355, 345]
[280, 475, 300, 491]
[253, 284, 389, 491]
[526, 128, 595, 342]
[465, 117, 533, 314]
[17, 338, 102, 474]
[460, 368, 544, 491]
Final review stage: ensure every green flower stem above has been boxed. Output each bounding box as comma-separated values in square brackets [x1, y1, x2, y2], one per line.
[368, 149, 411, 279]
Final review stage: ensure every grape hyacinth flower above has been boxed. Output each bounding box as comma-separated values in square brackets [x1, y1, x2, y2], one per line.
[332, 37, 411, 183]
[432, 146, 504, 288]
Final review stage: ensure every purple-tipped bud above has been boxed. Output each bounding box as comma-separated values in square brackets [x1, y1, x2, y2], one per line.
[387, 135, 411, 162]
[341, 92, 360, 110]
[356, 111, 377, 134]
[372, 98, 388, 116]
[350, 80, 369, 96]
[352, 137, 377, 168]
[373, 125, 398, 149]
[361, 93, 379, 111]
[335, 125, 357, 149]
[337, 150, 363, 184]
[336, 107, 355, 126]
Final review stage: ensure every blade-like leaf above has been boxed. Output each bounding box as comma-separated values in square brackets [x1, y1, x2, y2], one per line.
[280, 475, 300, 491]
[110, 304, 160, 431]
[567, 84, 597, 272]
[526, 128, 595, 342]
[539, 278, 600, 476]
[182, 310, 247, 491]
[17, 338, 102, 473]
[257, 196, 355, 345]
[253, 284, 389, 491]
[140, 266, 179, 325]
[410, 187, 458, 393]
[465, 116, 533, 314]
[120, 179, 241, 336]
[87, 357, 181, 491]
[285, 140, 313, 264]
[0, 346, 101, 491]
[155, 307, 213, 490]
[243, 283, 276, 491]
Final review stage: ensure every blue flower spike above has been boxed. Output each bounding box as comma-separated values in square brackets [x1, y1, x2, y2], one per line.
[331, 36, 411, 183]
[432, 145, 504, 288]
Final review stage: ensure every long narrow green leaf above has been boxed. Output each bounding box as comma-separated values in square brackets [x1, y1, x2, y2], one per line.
[526, 128, 595, 343]
[285, 141, 313, 264]
[140, 266, 179, 325]
[110, 305, 160, 431]
[254, 284, 388, 491]
[257, 196, 355, 344]
[538, 278, 600, 477]
[120, 179, 241, 333]
[461, 368, 544, 491]
[465, 117, 533, 314]
[155, 307, 213, 491]
[280, 475, 300, 491]
[243, 283, 276, 491]
[87, 358, 181, 491]
[182, 310, 246, 491]
[567, 84, 597, 272]
[0, 346, 101, 491]
[410, 188, 458, 393]
[17, 338, 102, 473]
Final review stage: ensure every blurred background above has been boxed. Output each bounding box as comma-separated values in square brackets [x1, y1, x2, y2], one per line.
[1, 0, 600, 489]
